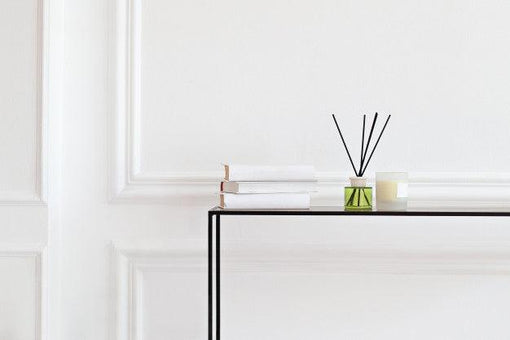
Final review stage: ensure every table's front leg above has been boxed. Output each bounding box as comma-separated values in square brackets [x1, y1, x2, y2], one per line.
[208, 212, 221, 340]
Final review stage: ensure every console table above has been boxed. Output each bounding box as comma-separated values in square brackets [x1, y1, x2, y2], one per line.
[207, 206, 510, 340]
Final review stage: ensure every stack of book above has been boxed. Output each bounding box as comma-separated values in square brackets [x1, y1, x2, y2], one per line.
[219, 164, 316, 209]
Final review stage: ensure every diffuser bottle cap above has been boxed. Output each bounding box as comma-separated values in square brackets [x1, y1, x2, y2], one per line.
[350, 177, 367, 187]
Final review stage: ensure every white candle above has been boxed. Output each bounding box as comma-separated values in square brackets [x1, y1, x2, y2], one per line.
[376, 172, 408, 211]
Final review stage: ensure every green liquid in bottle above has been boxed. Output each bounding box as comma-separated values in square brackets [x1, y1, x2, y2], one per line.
[344, 187, 373, 210]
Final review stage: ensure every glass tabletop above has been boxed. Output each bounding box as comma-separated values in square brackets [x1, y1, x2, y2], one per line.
[210, 206, 510, 216]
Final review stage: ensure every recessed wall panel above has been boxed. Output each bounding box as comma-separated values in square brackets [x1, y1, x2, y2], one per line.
[0, 0, 40, 196]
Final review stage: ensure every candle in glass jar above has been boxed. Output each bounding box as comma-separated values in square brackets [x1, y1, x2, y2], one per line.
[376, 172, 408, 211]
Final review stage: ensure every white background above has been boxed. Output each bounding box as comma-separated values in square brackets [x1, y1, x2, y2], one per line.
[2, 0, 510, 339]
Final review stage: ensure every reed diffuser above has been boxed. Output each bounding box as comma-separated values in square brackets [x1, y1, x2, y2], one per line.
[332, 112, 391, 210]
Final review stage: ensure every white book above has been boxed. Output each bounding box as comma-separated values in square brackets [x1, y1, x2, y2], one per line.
[219, 193, 310, 209]
[223, 164, 315, 182]
[221, 181, 317, 194]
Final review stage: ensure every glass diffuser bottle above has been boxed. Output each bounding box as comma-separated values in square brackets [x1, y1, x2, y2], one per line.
[331, 112, 391, 212]
[344, 177, 372, 210]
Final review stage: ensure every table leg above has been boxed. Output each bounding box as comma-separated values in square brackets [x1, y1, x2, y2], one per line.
[208, 212, 213, 340]
[216, 214, 221, 340]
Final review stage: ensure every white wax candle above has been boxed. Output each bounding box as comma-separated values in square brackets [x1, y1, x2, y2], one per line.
[376, 180, 398, 201]
[376, 173, 408, 211]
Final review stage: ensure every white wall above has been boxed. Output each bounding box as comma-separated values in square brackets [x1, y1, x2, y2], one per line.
[132, 0, 510, 174]
[2, 0, 510, 339]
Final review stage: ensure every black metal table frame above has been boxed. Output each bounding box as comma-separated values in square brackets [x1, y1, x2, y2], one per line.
[207, 207, 510, 340]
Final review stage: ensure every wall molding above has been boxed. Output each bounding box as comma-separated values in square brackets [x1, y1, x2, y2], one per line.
[0, 245, 46, 340]
[0, 0, 47, 205]
[111, 240, 510, 339]
[111, 166, 510, 207]
[108, 0, 510, 205]
[111, 241, 204, 340]
[112, 240, 510, 275]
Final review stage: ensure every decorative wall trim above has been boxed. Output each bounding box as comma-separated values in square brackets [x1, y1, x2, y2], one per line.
[0, 245, 46, 340]
[111, 241, 204, 340]
[108, 0, 510, 205]
[0, 0, 47, 205]
[111, 240, 510, 339]
[111, 167, 510, 207]
[221, 243, 510, 275]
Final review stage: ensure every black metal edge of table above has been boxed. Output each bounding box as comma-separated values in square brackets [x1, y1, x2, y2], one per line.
[207, 206, 510, 340]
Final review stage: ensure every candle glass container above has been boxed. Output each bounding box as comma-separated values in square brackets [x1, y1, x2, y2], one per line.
[344, 177, 372, 210]
[376, 172, 408, 211]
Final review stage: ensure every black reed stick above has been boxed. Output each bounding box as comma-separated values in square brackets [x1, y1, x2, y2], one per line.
[361, 114, 391, 176]
[361, 112, 378, 172]
[362, 188, 370, 203]
[332, 114, 358, 175]
[347, 188, 356, 206]
[359, 115, 366, 176]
